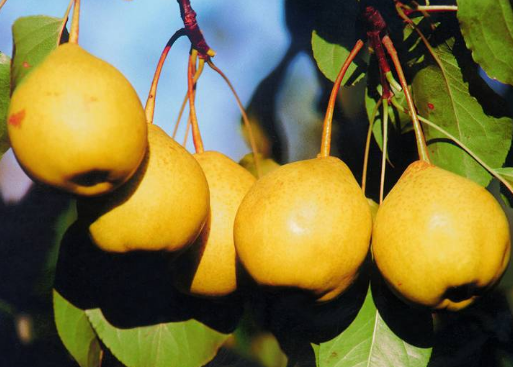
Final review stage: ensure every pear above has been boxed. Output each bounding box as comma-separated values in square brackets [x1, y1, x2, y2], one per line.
[372, 160, 511, 311]
[234, 156, 372, 302]
[173, 151, 256, 297]
[78, 123, 209, 253]
[7, 43, 147, 196]
[238, 152, 280, 178]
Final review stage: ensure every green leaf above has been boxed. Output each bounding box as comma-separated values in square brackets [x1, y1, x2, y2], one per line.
[35, 201, 77, 297]
[312, 31, 368, 86]
[366, 87, 412, 152]
[86, 308, 230, 367]
[494, 167, 513, 183]
[0, 52, 10, 158]
[318, 287, 432, 367]
[310, 0, 366, 86]
[457, 0, 513, 85]
[312, 343, 320, 366]
[53, 290, 102, 367]
[249, 333, 288, 367]
[412, 38, 513, 187]
[487, 179, 513, 290]
[12, 15, 64, 88]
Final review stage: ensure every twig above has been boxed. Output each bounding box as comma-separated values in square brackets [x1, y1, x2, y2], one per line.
[363, 6, 393, 100]
[176, 0, 215, 58]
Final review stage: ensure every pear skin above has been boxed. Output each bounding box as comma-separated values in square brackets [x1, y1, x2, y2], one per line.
[234, 156, 372, 302]
[7, 43, 147, 196]
[173, 151, 256, 297]
[78, 124, 209, 253]
[372, 160, 511, 311]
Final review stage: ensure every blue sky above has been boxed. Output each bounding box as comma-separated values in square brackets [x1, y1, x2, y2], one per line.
[0, 0, 289, 160]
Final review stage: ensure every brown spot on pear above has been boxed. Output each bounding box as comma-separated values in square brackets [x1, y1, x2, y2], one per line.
[234, 156, 372, 302]
[77, 124, 210, 253]
[173, 151, 256, 297]
[372, 160, 511, 311]
[7, 43, 147, 196]
[8, 110, 25, 127]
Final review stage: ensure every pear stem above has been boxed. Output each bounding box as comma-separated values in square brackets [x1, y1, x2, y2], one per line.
[145, 29, 187, 124]
[58, 0, 74, 44]
[319, 39, 364, 158]
[183, 116, 192, 147]
[382, 35, 430, 163]
[206, 59, 262, 178]
[172, 64, 204, 139]
[391, 98, 513, 195]
[69, 0, 80, 44]
[379, 99, 389, 204]
[182, 52, 197, 148]
[173, 93, 189, 139]
[362, 98, 382, 194]
[0, 0, 8, 12]
[414, 5, 458, 13]
[188, 49, 204, 153]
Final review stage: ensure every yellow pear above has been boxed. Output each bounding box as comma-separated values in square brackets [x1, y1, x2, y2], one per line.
[372, 160, 511, 311]
[7, 43, 147, 196]
[234, 156, 372, 302]
[238, 152, 280, 178]
[77, 123, 210, 253]
[173, 151, 256, 297]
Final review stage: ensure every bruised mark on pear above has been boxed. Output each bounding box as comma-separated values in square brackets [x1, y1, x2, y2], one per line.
[8, 110, 26, 127]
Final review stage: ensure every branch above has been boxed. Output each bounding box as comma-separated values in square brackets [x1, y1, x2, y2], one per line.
[176, 0, 215, 58]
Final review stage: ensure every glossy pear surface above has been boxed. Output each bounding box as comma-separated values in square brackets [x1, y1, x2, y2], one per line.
[372, 160, 511, 311]
[7, 43, 147, 196]
[174, 151, 256, 297]
[78, 124, 209, 253]
[234, 156, 372, 302]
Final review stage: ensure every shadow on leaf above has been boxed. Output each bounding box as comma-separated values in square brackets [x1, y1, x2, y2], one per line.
[242, 259, 371, 365]
[54, 221, 243, 333]
[371, 269, 434, 349]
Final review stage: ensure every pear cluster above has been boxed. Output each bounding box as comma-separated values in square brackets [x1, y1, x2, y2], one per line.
[7, 42, 510, 310]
